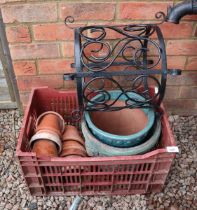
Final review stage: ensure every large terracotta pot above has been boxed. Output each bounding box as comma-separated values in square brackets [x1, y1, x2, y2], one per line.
[63, 125, 85, 146]
[82, 117, 161, 157]
[84, 90, 155, 148]
[30, 131, 62, 154]
[32, 139, 58, 157]
[36, 111, 65, 137]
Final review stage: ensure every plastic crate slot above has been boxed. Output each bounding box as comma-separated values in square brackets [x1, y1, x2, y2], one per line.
[82, 182, 113, 187]
[62, 176, 68, 184]
[82, 175, 93, 184]
[61, 97, 66, 117]
[89, 167, 153, 176]
[138, 174, 142, 182]
[50, 98, 58, 113]
[68, 176, 73, 183]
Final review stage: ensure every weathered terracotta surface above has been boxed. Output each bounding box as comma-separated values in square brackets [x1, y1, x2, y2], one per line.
[90, 101, 148, 135]
[30, 130, 62, 154]
[61, 148, 87, 157]
[32, 139, 58, 157]
[63, 125, 85, 146]
[36, 111, 64, 137]
[61, 140, 87, 157]
[36, 129, 59, 136]
[65, 155, 82, 158]
[62, 140, 86, 150]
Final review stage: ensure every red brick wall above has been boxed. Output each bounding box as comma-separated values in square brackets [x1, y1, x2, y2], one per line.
[1, 0, 197, 114]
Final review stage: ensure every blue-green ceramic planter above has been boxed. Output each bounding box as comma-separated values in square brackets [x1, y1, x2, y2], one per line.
[84, 90, 155, 148]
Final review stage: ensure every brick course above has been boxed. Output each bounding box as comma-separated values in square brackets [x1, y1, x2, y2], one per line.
[1, 3, 57, 23]
[167, 40, 197, 56]
[10, 43, 60, 60]
[119, 2, 168, 20]
[6, 25, 31, 43]
[186, 57, 197, 70]
[38, 59, 73, 74]
[60, 3, 115, 21]
[0, 0, 196, 114]
[33, 23, 75, 41]
[13, 61, 36, 76]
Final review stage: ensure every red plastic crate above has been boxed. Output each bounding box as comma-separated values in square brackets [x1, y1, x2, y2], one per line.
[16, 87, 177, 196]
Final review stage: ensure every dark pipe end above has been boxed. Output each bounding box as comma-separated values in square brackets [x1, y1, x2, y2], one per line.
[165, 1, 195, 24]
[165, 5, 179, 24]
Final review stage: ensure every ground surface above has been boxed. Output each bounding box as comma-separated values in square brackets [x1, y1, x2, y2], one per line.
[0, 110, 196, 210]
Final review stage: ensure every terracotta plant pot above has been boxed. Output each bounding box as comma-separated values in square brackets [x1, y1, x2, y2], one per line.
[84, 90, 155, 148]
[32, 139, 58, 157]
[63, 125, 85, 146]
[62, 140, 86, 150]
[36, 111, 65, 137]
[30, 131, 62, 154]
[61, 140, 87, 157]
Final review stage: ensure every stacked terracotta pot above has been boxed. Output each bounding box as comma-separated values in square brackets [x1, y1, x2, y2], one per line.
[30, 111, 87, 157]
[61, 125, 87, 157]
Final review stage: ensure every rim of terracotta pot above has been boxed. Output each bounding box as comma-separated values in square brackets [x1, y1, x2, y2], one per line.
[30, 131, 62, 154]
[82, 117, 161, 156]
[84, 90, 155, 147]
[62, 138, 85, 146]
[36, 126, 63, 137]
[37, 129, 60, 136]
[62, 147, 86, 153]
[64, 155, 83, 158]
[60, 148, 87, 157]
[36, 111, 65, 134]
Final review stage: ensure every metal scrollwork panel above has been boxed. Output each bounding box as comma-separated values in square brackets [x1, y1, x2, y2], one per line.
[79, 25, 162, 72]
[83, 76, 161, 111]
[71, 17, 168, 111]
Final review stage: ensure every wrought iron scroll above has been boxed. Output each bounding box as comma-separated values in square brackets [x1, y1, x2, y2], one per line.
[64, 12, 180, 112]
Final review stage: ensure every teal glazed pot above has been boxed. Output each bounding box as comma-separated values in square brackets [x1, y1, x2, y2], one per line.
[82, 117, 161, 156]
[84, 90, 155, 148]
